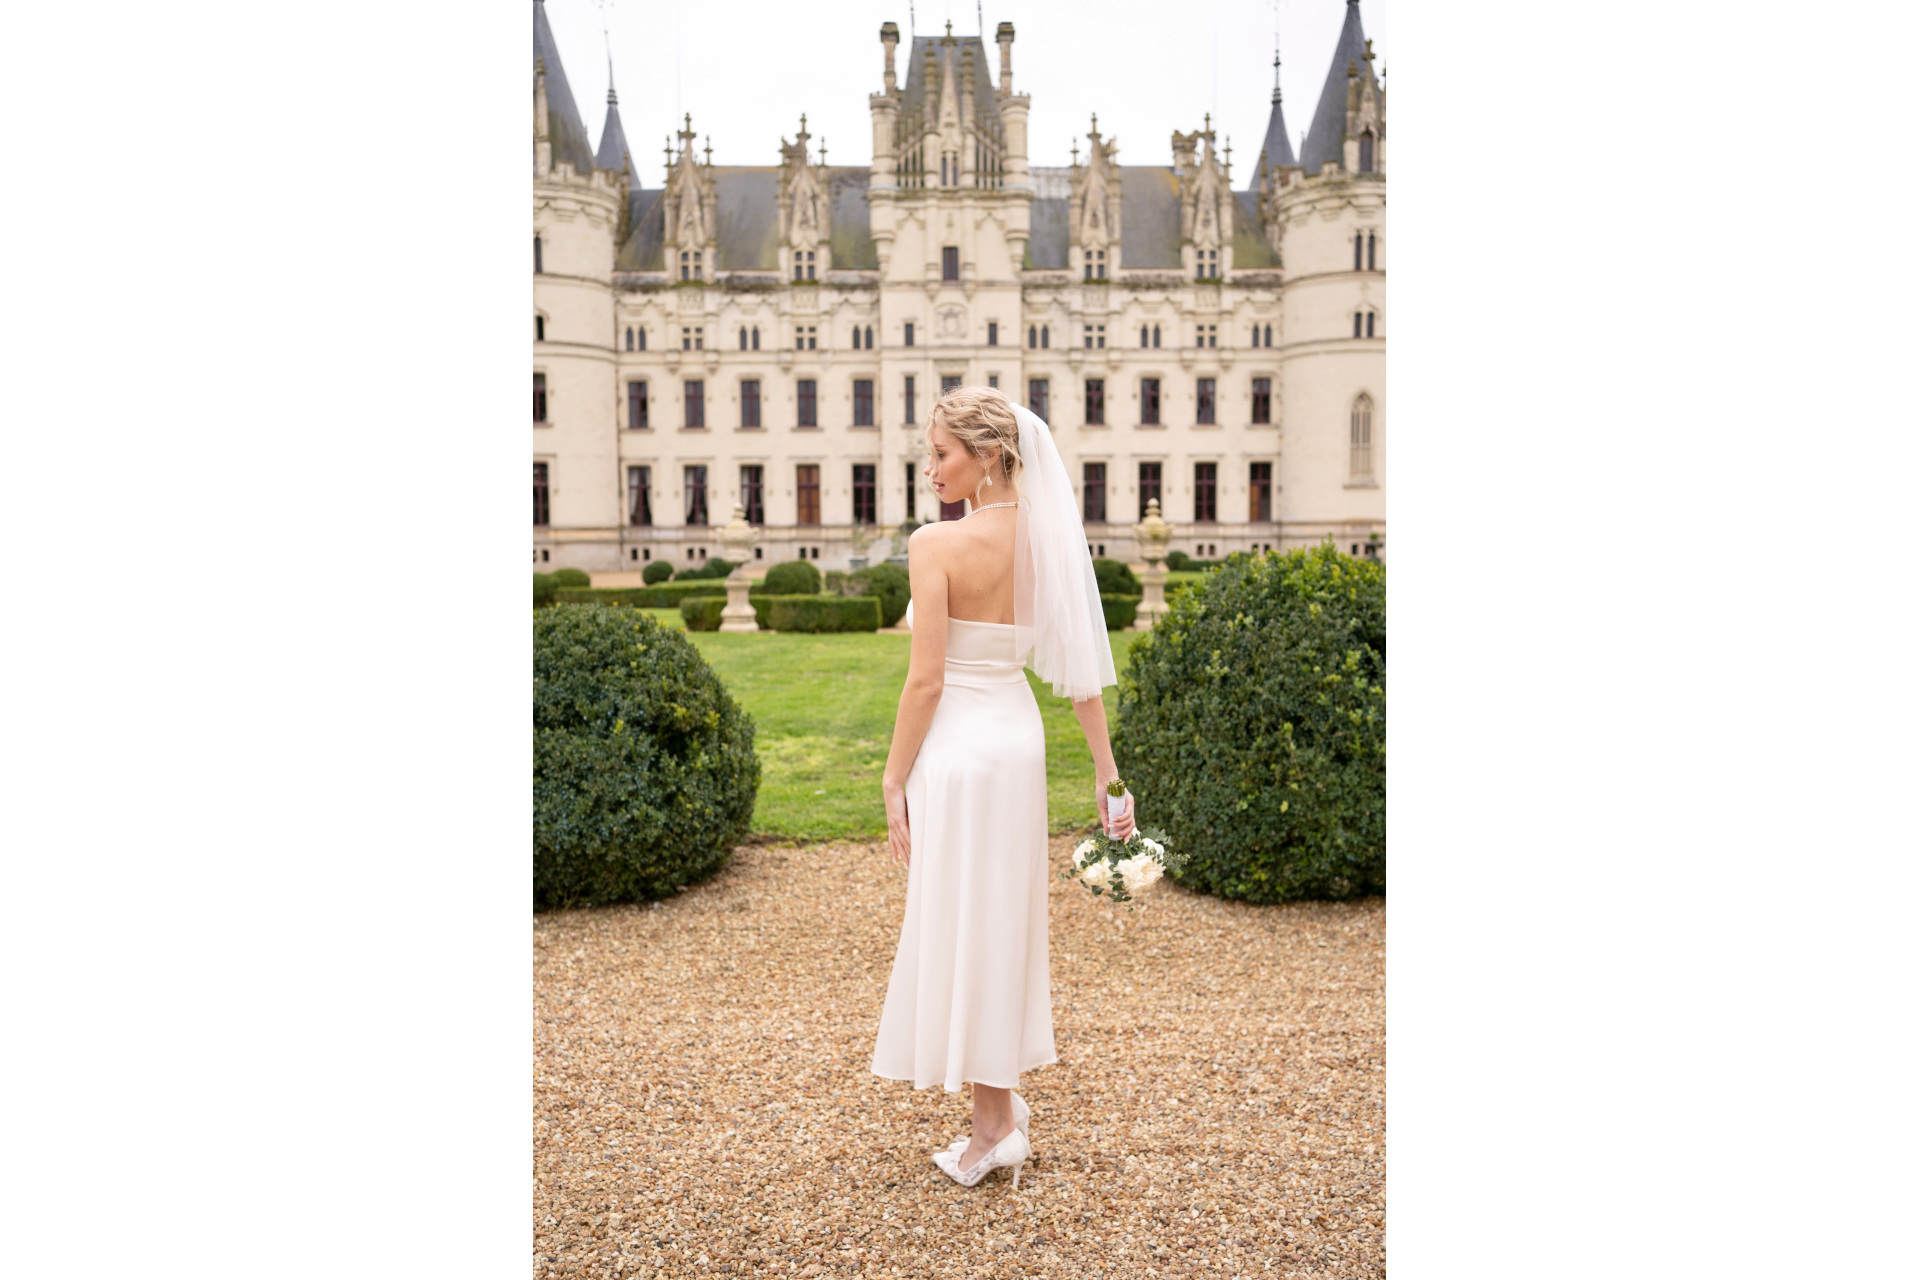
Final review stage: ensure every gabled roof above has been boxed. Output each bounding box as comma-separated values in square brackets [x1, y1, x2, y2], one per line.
[1300, 0, 1378, 176]
[533, 0, 595, 175]
[595, 82, 633, 177]
[899, 34, 1002, 133]
[614, 168, 877, 274]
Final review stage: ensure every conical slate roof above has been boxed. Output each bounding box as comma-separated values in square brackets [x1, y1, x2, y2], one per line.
[1250, 77, 1297, 186]
[533, 0, 595, 176]
[596, 79, 632, 177]
[1299, 0, 1378, 176]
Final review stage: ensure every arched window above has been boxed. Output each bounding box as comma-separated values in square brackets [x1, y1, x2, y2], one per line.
[1354, 233, 1363, 271]
[750, 327, 759, 350]
[1353, 311, 1363, 339]
[1366, 311, 1375, 338]
[1153, 324, 1161, 348]
[533, 236, 543, 274]
[625, 327, 634, 351]
[637, 328, 646, 351]
[1350, 394, 1374, 479]
[535, 314, 545, 342]
[865, 325, 873, 349]
[740, 327, 749, 350]
[1263, 323, 1272, 347]
[1367, 232, 1377, 271]
[1041, 324, 1050, 349]
[1028, 325, 1037, 349]
[1141, 325, 1150, 348]
[1359, 130, 1375, 174]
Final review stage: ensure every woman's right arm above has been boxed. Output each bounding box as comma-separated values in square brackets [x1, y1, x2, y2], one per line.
[1072, 693, 1136, 840]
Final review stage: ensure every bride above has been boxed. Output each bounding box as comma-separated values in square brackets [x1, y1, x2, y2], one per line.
[870, 385, 1137, 1189]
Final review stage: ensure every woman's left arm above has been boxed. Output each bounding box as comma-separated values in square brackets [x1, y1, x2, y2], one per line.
[881, 530, 950, 866]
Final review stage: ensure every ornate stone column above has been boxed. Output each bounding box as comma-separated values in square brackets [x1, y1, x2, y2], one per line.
[1131, 498, 1172, 629]
[718, 505, 760, 634]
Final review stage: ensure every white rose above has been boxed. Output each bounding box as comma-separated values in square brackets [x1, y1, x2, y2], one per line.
[1117, 854, 1164, 894]
[1080, 859, 1113, 889]
[1072, 839, 1097, 867]
[1140, 837, 1165, 859]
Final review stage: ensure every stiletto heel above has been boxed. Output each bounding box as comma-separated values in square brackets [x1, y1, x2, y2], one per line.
[1012, 1159, 1025, 1191]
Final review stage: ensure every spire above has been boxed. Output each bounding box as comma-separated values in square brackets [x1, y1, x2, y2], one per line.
[531, 0, 594, 176]
[1300, 0, 1377, 175]
[594, 56, 632, 176]
[1248, 43, 1297, 186]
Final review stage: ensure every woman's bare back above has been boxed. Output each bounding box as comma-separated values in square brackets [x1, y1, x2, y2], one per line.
[939, 507, 1018, 625]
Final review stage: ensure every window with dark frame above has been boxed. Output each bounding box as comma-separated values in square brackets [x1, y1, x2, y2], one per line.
[797, 379, 817, 427]
[904, 321, 915, 347]
[1041, 324, 1049, 348]
[1262, 323, 1271, 347]
[626, 327, 634, 351]
[1141, 378, 1160, 425]
[684, 380, 705, 429]
[941, 376, 962, 396]
[1354, 233, 1364, 271]
[1082, 462, 1107, 523]
[1249, 461, 1272, 523]
[684, 465, 708, 525]
[740, 327, 748, 350]
[1153, 324, 1161, 348]
[741, 464, 764, 524]
[905, 461, 917, 520]
[904, 375, 916, 425]
[628, 465, 652, 526]
[637, 327, 646, 350]
[1354, 312, 1364, 338]
[1366, 312, 1375, 338]
[942, 246, 959, 281]
[1085, 378, 1105, 426]
[628, 380, 648, 430]
[1194, 462, 1217, 522]
[533, 236, 542, 273]
[1197, 378, 1216, 425]
[1028, 325, 1037, 348]
[1028, 378, 1048, 422]
[1367, 232, 1376, 271]
[750, 326, 759, 350]
[796, 464, 821, 525]
[853, 464, 877, 524]
[741, 379, 761, 428]
[533, 462, 550, 525]
[865, 325, 873, 349]
[1359, 131, 1375, 173]
[533, 373, 547, 423]
[1251, 377, 1271, 425]
[1138, 461, 1162, 520]
[853, 379, 874, 427]
[987, 321, 998, 347]
[535, 315, 544, 342]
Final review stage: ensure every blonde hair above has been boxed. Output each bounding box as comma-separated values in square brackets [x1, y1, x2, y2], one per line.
[927, 385, 1024, 489]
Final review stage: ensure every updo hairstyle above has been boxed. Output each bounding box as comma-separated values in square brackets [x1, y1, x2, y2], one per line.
[928, 385, 1024, 490]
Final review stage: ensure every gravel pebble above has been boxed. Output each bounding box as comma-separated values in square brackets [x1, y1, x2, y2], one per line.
[534, 833, 1385, 1278]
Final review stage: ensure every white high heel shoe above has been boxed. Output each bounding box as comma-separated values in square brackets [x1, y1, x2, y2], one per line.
[932, 1126, 1031, 1189]
[947, 1092, 1029, 1152]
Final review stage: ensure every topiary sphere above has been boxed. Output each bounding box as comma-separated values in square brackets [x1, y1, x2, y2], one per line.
[762, 559, 822, 596]
[642, 560, 674, 585]
[552, 567, 591, 588]
[533, 605, 760, 910]
[1092, 557, 1141, 596]
[1113, 543, 1384, 902]
[850, 563, 911, 627]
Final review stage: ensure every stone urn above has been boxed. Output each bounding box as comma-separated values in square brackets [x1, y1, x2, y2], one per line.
[717, 504, 760, 634]
[1131, 498, 1173, 629]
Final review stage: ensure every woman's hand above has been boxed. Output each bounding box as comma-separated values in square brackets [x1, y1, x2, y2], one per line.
[884, 781, 911, 867]
[1096, 783, 1137, 841]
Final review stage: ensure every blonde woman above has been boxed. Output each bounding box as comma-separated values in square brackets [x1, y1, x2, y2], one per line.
[870, 386, 1137, 1189]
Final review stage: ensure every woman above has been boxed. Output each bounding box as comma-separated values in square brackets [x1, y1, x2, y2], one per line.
[870, 386, 1137, 1190]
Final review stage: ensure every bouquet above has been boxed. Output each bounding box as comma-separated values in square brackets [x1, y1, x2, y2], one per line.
[1065, 780, 1182, 909]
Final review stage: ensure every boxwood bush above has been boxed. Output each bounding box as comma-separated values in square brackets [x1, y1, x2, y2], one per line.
[762, 559, 822, 596]
[1093, 558, 1141, 597]
[848, 563, 910, 627]
[533, 573, 559, 608]
[533, 605, 759, 910]
[552, 567, 591, 588]
[1100, 593, 1142, 630]
[680, 594, 881, 633]
[1113, 543, 1384, 902]
[557, 582, 726, 608]
[642, 560, 674, 585]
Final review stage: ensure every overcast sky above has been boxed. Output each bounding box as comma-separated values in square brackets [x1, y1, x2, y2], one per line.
[541, 0, 1389, 182]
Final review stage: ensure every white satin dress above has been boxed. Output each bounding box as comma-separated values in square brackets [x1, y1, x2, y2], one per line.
[871, 600, 1056, 1092]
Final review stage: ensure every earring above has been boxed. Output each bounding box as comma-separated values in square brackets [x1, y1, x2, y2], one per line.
[985, 471, 994, 487]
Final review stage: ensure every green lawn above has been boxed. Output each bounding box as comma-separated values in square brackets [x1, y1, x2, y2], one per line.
[681, 627, 1153, 840]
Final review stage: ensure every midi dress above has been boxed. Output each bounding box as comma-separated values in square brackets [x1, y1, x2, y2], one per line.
[870, 602, 1055, 1092]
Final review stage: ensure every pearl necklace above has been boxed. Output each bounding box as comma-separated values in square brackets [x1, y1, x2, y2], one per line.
[965, 501, 1019, 517]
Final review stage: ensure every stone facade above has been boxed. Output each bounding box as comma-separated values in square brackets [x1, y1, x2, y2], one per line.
[532, 1, 1385, 575]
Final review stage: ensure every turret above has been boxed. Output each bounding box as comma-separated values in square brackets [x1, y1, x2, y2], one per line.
[1300, 0, 1380, 177]
[871, 23, 901, 190]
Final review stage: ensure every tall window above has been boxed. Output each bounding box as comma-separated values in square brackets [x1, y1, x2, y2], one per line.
[853, 379, 874, 427]
[628, 465, 652, 526]
[864, 325, 873, 349]
[987, 321, 998, 347]
[1262, 323, 1272, 347]
[1251, 377, 1271, 425]
[626, 327, 635, 351]
[533, 462, 550, 526]
[853, 464, 877, 524]
[1249, 461, 1272, 522]
[740, 379, 761, 429]
[1152, 324, 1161, 348]
[1028, 325, 1038, 349]
[1366, 311, 1376, 338]
[1359, 131, 1375, 173]
[750, 326, 759, 350]
[1028, 378, 1049, 422]
[797, 380, 817, 427]
[535, 315, 545, 341]
[1082, 462, 1107, 523]
[636, 327, 646, 351]
[533, 373, 547, 423]
[1193, 462, 1217, 522]
[1140, 325, 1150, 348]
[1085, 379, 1105, 426]
[1196, 378, 1216, 425]
[533, 236, 543, 273]
[1354, 233, 1364, 271]
[1141, 378, 1160, 426]
[904, 375, 916, 425]
[628, 380, 648, 430]
[904, 321, 915, 347]
[1367, 232, 1376, 271]
[684, 465, 709, 525]
[1138, 461, 1162, 519]
[795, 464, 821, 524]
[740, 327, 749, 350]
[1351, 394, 1374, 479]
[942, 246, 959, 281]
[1354, 311, 1364, 338]
[904, 461, 917, 520]
[740, 465, 764, 524]
[684, 381, 705, 429]
[1041, 323, 1049, 348]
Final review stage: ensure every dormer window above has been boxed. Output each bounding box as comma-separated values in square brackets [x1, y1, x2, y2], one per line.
[794, 249, 816, 282]
[1359, 130, 1375, 174]
[1084, 248, 1107, 281]
[1196, 248, 1218, 280]
[680, 251, 690, 281]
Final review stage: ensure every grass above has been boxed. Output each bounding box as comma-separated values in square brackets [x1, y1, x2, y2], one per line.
[681, 627, 1154, 840]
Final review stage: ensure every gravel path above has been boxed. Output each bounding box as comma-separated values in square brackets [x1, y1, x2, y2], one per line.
[534, 834, 1385, 1278]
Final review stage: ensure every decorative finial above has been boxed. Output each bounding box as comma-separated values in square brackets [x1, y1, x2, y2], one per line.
[704, 135, 712, 166]
[1272, 46, 1283, 102]
[1364, 39, 1375, 63]
[800, 112, 808, 135]
[664, 135, 674, 173]
[819, 137, 827, 167]
[1204, 112, 1212, 136]
[945, 19, 952, 38]
[1071, 136, 1079, 165]
[1090, 111, 1098, 135]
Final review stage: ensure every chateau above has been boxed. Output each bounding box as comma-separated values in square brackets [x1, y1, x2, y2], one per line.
[532, 1, 1384, 574]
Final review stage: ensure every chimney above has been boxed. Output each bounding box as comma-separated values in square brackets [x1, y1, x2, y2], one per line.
[880, 21, 899, 94]
[996, 21, 1014, 97]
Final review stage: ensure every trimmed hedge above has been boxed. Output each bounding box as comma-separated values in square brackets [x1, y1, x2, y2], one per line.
[680, 594, 882, 633]
[556, 582, 727, 608]
[1113, 542, 1385, 903]
[1093, 558, 1141, 597]
[1101, 593, 1142, 630]
[847, 563, 910, 627]
[641, 560, 674, 585]
[552, 567, 591, 588]
[1165, 550, 1226, 573]
[762, 559, 822, 596]
[676, 557, 738, 581]
[533, 605, 759, 910]
[534, 573, 560, 609]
